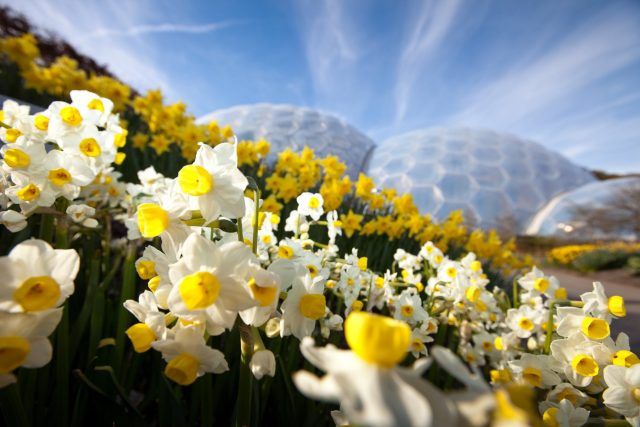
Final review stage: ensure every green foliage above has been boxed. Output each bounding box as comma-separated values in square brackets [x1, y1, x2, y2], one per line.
[628, 256, 640, 276]
[572, 249, 635, 272]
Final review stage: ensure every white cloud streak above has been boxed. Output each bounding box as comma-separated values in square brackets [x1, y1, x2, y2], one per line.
[393, 0, 464, 122]
[85, 21, 234, 39]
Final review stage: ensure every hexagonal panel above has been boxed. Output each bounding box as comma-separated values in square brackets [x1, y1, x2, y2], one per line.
[367, 128, 594, 231]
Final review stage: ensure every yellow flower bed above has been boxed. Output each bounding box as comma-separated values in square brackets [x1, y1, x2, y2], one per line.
[548, 242, 640, 265]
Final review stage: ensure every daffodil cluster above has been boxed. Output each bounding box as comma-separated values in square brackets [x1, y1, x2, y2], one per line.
[0, 92, 128, 230]
[0, 239, 79, 386]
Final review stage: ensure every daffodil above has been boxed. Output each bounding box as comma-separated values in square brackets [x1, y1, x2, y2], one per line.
[66, 203, 98, 228]
[0, 239, 79, 313]
[250, 349, 276, 380]
[123, 291, 167, 353]
[538, 399, 589, 427]
[556, 306, 611, 341]
[603, 364, 640, 425]
[296, 192, 324, 221]
[0, 309, 63, 384]
[43, 150, 95, 200]
[581, 281, 626, 320]
[152, 327, 228, 386]
[550, 332, 612, 387]
[280, 272, 326, 339]
[69, 90, 114, 127]
[508, 354, 561, 389]
[239, 266, 281, 327]
[0, 209, 27, 232]
[392, 288, 429, 325]
[293, 312, 455, 427]
[177, 142, 247, 223]
[167, 233, 256, 328]
[518, 267, 559, 298]
[506, 305, 544, 339]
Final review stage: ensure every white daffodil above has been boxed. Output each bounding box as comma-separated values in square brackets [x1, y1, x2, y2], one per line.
[0, 309, 62, 383]
[293, 312, 458, 427]
[546, 383, 590, 407]
[581, 281, 626, 321]
[137, 166, 170, 194]
[284, 210, 307, 235]
[1, 138, 46, 176]
[152, 327, 228, 386]
[392, 288, 429, 325]
[69, 90, 114, 127]
[320, 313, 343, 339]
[550, 332, 612, 387]
[506, 305, 544, 339]
[167, 233, 256, 327]
[5, 173, 56, 213]
[280, 273, 326, 339]
[135, 244, 176, 309]
[135, 180, 191, 250]
[239, 266, 281, 327]
[296, 192, 324, 221]
[409, 326, 433, 358]
[538, 399, 589, 427]
[394, 249, 422, 272]
[177, 142, 247, 223]
[43, 150, 95, 200]
[603, 364, 640, 425]
[419, 242, 445, 268]
[556, 306, 611, 341]
[123, 291, 167, 353]
[0, 239, 79, 313]
[250, 349, 276, 380]
[55, 125, 115, 172]
[508, 354, 561, 389]
[0, 210, 27, 232]
[437, 260, 468, 287]
[518, 267, 560, 298]
[326, 210, 342, 242]
[472, 330, 499, 358]
[28, 110, 51, 141]
[1, 99, 30, 127]
[275, 238, 306, 262]
[336, 265, 364, 308]
[45, 101, 89, 140]
[66, 203, 98, 228]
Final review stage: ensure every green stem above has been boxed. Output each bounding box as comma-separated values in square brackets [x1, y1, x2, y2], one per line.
[252, 187, 260, 255]
[543, 300, 558, 354]
[512, 276, 520, 308]
[54, 215, 70, 425]
[0, 384, 28, 427]
[54, 306, 70, 426]
[39, 213, 54, 243]
[237, 218, 245, 242]
[113, 243, 137, 375]
[0, 120, 10, 129]
[235, 322, 254, 427]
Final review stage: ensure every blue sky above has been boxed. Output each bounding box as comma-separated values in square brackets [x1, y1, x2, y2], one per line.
[6, 0, 640, 173]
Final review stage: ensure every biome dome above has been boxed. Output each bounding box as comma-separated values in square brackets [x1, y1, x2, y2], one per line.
[526, 176, 640, 240]
[198, 103, 376, 178]
[368, 128, 595, 231]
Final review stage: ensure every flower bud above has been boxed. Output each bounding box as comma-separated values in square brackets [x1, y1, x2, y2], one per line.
[250, 349, 276, 380]
[265, 317, 280, 338]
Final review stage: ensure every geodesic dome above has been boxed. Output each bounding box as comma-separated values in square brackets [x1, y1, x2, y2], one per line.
[197, 104, 376, 178]
[368, 128, 595, 231]
[525, 177, 640, 240]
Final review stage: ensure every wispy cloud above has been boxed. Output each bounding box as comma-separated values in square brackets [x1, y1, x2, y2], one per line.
[448, 10, 640, 127]
[393, 0, 464, 122]
[85, 21, 235, 39]
[292, 0, 365, 103]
